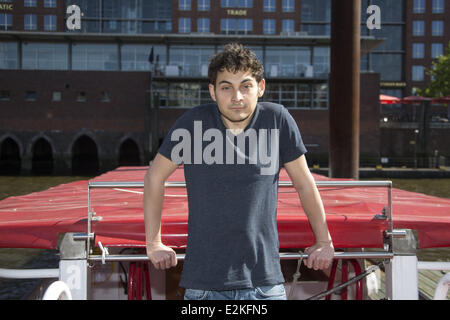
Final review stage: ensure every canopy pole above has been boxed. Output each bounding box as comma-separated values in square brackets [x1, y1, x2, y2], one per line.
[329, 0, 361, 179]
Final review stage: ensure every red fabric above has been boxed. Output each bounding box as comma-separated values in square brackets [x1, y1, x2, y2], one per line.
[0, 166, 449, 249]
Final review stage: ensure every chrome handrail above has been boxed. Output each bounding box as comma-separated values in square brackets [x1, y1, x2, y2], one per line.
[88, 251, 394, 263]
[87, 180, 393, 258]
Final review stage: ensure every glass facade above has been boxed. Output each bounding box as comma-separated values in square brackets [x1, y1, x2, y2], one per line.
[265, 47, 311, 78]
[300, 0, 405, 82]
[22, 42, 68, 70]
[121, 44, 166, 72]
[0, 42, 18, 69]
[169, 46, 214, 77]
[263, 83, 327, 109]
[72, 43, 118, 71]
[66, 0, 172, 34]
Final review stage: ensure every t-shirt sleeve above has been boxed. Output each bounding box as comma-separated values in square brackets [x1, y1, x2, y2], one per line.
[157, 111, 192, 164]
[279, 107, 307, 166]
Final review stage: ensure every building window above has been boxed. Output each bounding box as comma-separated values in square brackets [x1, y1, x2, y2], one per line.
[197, 18, 210, 33]
[432, 0, 445, 13]
[0, 90, 10, 101]
[313, 47, 330, 77]
[76, 91, 87, 102]
[100, 91, 110, 102]
[282, 19, 294, 32]
[221, 0, 252, 8]
[44, 15, 57, 31]
[412, 65, 424, 81]
[0, 13, 12, 31]
[179, 0, 191, 11]
[0, 42, 18, 69]
[44, 0, 56, 8]
[24, 14, 37, 30]
[371, 53, 403, 81]
[178, 18, 191, 33]
[26, 91, 36, 101]
[198, 0, 210, 11]
[282, 0, 295, 12]
[412, 43, 425, 59]
[431, 20, 444, 36]
[24, 0, 37, 7]
[121, 44, 166, 71]
[220, 18, 251, 34]
[23, 42, 69, 70]
[237, 18, 252, 34]
[412, 20, 425, 36]
[265, 47, 311, 78]
[72, 43, 118, 71]
[169, 46, 214, 77]
[52, 91, 61, 101]
[221, 18, 235, 34]
[237, 0, 252, 7]
[221, 0, 235, 7]
[263, 19, 275, 35]
[431, 43, 443, 58]
[264, 0, 275, 12]
[413, 0, 425, 13]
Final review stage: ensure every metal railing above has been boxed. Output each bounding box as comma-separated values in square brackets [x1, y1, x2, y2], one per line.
[86, 180, 394, 264]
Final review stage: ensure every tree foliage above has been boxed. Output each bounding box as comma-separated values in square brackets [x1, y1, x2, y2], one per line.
[416, 42, 450, 98]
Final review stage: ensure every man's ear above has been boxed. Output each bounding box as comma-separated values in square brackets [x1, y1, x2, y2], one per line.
[209, 84, 216, 101]
[258, 78, 266, 98]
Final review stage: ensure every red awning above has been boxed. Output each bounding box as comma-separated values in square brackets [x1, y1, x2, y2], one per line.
[431, 96, 450, 104]
[0, 167, 449, 250]
[379, 94, 401, 104]
[400, 96, 432, 104]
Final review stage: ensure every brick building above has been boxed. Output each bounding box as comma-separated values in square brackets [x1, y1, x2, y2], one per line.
[0, 0, 448, 175]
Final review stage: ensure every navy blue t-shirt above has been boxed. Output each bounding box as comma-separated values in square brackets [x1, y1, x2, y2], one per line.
[158, 102, 307, 290]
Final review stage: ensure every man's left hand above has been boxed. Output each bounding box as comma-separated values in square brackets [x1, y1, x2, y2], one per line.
[304, 241, 334, 270]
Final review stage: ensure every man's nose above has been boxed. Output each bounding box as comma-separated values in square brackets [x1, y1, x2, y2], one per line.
[232, 89, 244, 102]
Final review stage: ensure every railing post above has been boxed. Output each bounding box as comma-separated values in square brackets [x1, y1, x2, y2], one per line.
[58, 233, 90, 300]
[385, 229, 418, 300]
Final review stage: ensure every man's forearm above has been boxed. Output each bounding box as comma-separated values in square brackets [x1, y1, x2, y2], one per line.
[143, 174, 165, 247]
[297, 184, 332, 243]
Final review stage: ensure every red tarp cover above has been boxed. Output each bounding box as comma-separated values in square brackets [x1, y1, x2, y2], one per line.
[0, 167, 449, 250]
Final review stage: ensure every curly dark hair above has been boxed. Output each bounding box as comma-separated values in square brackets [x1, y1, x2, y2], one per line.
[208, 43, 264, 86]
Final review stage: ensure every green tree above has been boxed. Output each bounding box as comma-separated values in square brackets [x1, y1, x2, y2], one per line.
[416, 42, 450, 98]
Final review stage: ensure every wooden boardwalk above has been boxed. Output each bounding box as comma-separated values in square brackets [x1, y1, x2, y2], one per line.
[366, 261, 450, 300]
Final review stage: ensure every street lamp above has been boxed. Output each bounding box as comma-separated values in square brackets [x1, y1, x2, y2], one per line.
[414, 129, 419, 169]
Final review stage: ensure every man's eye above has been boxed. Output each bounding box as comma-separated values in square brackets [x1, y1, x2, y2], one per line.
[222, 86, 230, 90]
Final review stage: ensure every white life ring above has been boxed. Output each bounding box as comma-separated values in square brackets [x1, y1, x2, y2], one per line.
[42, 281, 73, 300]
[433, 273, 450, 300]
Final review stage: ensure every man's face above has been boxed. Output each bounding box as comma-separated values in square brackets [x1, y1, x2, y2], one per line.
[209, 69, 265, 129]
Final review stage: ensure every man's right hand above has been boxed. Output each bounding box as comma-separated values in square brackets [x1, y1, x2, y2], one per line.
[146, 242, 178, 270]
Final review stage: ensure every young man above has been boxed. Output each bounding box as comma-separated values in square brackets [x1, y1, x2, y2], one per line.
[144, 43, 334, 300]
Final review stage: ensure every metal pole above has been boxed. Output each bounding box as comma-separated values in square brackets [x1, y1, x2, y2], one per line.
[329, 0, 361, 179]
